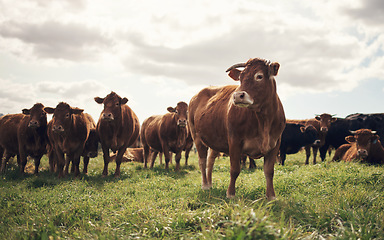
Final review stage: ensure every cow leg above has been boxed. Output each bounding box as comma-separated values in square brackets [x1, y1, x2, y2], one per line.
[48, 148, 56, 173]
[304, 145, 311, 165]
[55, 148, 65, 178]
[143, 144, 150, 169]
[249, 157, 256, 169]
[150, 151, 158, 168]
[319, 144, 328, 162]
[72, 154, 81, 177]
[64, 155, 71, 176]
[227, 144, 242, 198]
[114, 147, 127, 178]
[185, 148, 191, 166]
[280, 151, 287, 166]
[1, 152, 12, 174]
[163, 147, 171, 170]
[83, 156, 90, 175]
[174, 151, 181, 172]
[33, 156, 42, 175]
[18, 147, 28, 174]
[159, 152, 163, 165]
[195, 140, 209, 189]
[101, 144, 110, 176]
[207, 149, 220, 188]
[264, 145, 279, 201]
[312, 146, 318, 164]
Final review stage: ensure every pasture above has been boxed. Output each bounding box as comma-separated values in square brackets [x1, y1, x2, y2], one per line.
[1, 151, 384, 239]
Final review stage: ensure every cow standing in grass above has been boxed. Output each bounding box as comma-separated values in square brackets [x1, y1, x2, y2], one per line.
[188, 58, 285, 200]
[141, 102, 189, 171]
[0, 103, 48, 174]
[95, 91, 140, 177]
[45, 102, 91, 178]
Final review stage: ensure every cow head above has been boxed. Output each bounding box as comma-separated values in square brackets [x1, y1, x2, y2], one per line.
[22, 103, 47, 128]
[94, 91, 128, 122]
[167, 101, 188, 128]
[315, 113, 337, 132]
[346, 129, 379, 160]
[226, 58, 280, 110]
[44, 102, 84, 133]
[301, 125, 321, 146]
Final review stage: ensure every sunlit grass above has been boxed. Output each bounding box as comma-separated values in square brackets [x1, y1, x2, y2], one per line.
[1, 149, 383, 239]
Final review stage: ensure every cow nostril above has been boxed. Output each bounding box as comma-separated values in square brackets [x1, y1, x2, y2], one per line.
[240, 92, 245, 99]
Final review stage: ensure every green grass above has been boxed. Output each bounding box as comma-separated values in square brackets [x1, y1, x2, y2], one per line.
[1, 150, 384, 239]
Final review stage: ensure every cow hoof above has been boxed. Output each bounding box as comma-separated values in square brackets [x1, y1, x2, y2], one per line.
[226, 193, 236, 199]
[266, 196, 277, 201]
[201, 184, 212, 190]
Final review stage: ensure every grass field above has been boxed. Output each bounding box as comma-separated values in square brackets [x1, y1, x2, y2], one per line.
[1, 150, 384, 239]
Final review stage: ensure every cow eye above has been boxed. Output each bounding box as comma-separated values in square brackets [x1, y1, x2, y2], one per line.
[116, 102, 120, 106]
[254, 73, 263, 81]
[65, 113, 70, 118]
[175, 110, 179, 114]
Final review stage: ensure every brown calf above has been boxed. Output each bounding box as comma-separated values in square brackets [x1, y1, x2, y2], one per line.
[188, 58, 286, 200]
[333, 129, 384, 164]
[141, 101, 189, 171]
[95, 91, 140, 177]
[45, 102, 91, 178]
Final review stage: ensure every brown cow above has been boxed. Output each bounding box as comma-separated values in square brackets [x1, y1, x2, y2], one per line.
[287, 113, 336, 164]
[45, 102, 91, 178]
[0, 103, 48, 174]
[188, 58, 286, 200]
[95, 91, 140, 177]
[141, 102, 188, 171]
[110, 148, 144, 163]
[333, 129, 384, 164]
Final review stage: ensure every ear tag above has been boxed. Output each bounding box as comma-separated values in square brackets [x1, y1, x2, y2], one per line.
[373, 139, 378, 144]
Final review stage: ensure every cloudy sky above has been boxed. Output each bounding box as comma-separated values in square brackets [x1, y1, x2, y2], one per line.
[1, 0, 384, 123]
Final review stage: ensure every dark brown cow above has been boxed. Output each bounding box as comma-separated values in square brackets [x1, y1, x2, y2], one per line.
[45, 102, 91, 178]
[287, 113, 336, 164]
[188, 58, 286, 200]
[95, 91, 140, 177]
[333, 129, 384, 164]
[141, 102, 188, 171]
[0, 103, 48, 174]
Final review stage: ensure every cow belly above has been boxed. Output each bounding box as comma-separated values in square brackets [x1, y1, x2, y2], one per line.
[243, 136, 278, 157]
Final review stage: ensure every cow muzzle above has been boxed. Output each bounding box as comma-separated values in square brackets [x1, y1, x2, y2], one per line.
[102, 113, 114, 121]
[357, 149, 368, 159]
[52, 125, 64, 132]
[320, 127, 328, 132]
[177, 119, 187, 127]
[28, 120, 40, 128]
[313, 139, 321, 146]
[233, 91, 254, 107]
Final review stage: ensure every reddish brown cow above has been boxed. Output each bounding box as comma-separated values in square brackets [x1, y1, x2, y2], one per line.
[45, 102, 91, 178]
[110, 148, 144, 163]
[333, 129, 384, 164]
[188, 58, 286, 200]
[95, 91, 140, 177]
[141, 102, 189, 171]
[0, 103, 48, 174]
[287, 113, 336, 164]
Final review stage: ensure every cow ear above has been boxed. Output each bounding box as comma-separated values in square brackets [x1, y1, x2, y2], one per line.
[44, 107, 55, 114]
[121, 97, 128, 105]
[71, 108, 84, 115]
[331, 118, 337, 123]
[167, 107, 176, 113]
[300, 126, 306, 133]
[315, 116, 321, 121]
[22, 109, 31, 115]
[345, 136, 355, 143]
[94, 97, 104, 104]
[228, 69, 241, 81]
[270, 62, 280, 76]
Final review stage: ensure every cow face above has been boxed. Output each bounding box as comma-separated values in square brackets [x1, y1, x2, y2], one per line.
[44, 102, 84, 133]
[22, 103, 47, 128]
[346, 129, 379, 160]
[301, 125, 320, 146]
[167, 101, 188, 127]
[315, 113, 336, 132]
[226, 58, 279, 110]
[95, 91, 128, 122]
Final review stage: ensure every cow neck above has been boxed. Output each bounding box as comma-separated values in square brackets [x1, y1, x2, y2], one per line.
[171, 113, 187, 149]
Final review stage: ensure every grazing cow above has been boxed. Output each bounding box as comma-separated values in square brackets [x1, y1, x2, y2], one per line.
[95, 91, 140, 177]
[45, 102, 91, 178]
[110, 148, 144, 163]
[188, 58, 285, 200]
[141, 102, 189, 171]
[287, 113, 336, 164]
[0, 103, 48, 174]
[279, 123, 320, 165]
[333, 129, 384, 164]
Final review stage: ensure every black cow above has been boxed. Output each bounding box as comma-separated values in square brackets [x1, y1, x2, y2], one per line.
[279, 123, 320, 165]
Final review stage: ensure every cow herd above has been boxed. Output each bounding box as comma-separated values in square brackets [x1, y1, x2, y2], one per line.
[1, 57, 383, 200]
